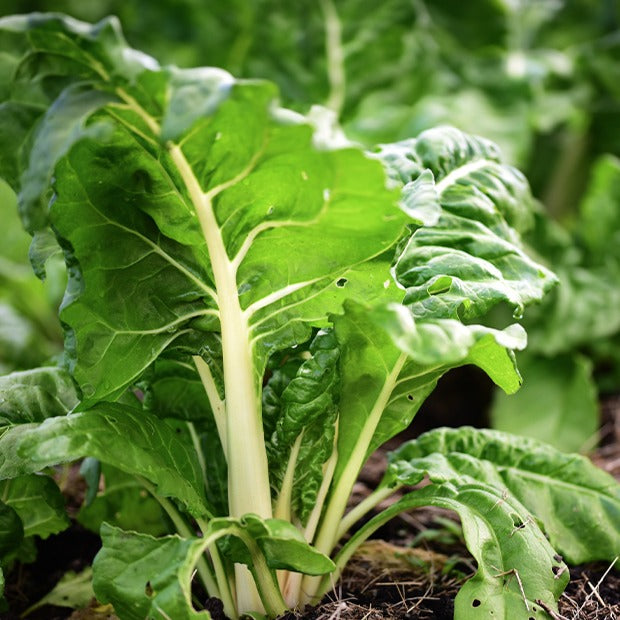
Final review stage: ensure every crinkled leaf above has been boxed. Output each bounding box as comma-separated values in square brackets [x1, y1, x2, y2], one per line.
[0, 404, 210, 517]
[491, 353, 599, 452]
[267, 330, 340, 524]
[388, 426, 620, 564]
[0, 474, 69, 539]
[380, 127, 557, 321]
[335, 481, 567, 619]
[0, 367, 78, 426]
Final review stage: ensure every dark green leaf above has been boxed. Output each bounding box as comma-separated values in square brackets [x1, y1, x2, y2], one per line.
[0, 474, 69, 539]
[0, 404, 210, 517]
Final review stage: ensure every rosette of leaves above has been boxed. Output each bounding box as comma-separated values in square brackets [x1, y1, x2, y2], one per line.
[0, 14, 617, 620]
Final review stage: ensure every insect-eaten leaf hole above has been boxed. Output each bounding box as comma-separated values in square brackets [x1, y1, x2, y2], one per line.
[407, 394, 414, 401]
[336, 278, 348, 288]
[145, 581, 154, 597]
[472, 599, 481, 607]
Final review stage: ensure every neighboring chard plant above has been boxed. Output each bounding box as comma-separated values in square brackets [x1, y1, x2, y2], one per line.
[0, 14, 619, 620]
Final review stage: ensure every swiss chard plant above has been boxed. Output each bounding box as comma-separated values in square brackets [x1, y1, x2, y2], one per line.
[0, 14, 619, 620]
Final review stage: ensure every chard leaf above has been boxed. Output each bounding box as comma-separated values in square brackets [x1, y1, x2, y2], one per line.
[93, 523, 211, 620]
[380, 126, 557, 321]
[0, 404, 210, 517]
[0, 474, 69, 539]
[0, 367, 78, 426]
[1, 15, 406, 406]
[22, 567, 94, 616]
[332, 302, 524, 486]
[334, 481, 567, 620]
[267, 330, 340, 524]
[491, 353, 599, 452]
[388, 427, 620, 564]
[239, 515, 335, 575]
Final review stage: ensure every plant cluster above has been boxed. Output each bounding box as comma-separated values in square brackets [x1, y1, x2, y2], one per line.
[0, 11, 618, 620]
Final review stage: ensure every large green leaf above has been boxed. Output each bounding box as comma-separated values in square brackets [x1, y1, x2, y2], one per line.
[332, 481, 567, 619]
[0, 367, 78, 425]
[388, 427, 620, 564]
[0, 403, 210, 517]
[380, 127, 557, 322]
[0, 474, 69, 539]
[490, 352, 599, 452]
[0, 15, 405, 407]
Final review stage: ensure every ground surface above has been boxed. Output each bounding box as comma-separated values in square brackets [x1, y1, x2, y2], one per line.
[4, 370, 620, 619]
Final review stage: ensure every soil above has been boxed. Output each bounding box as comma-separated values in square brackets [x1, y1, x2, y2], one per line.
[3, 367, 620, 619]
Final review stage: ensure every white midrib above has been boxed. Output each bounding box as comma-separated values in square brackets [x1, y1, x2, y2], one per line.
[168, 144, 272, 521]
[435, 158, 490, 195]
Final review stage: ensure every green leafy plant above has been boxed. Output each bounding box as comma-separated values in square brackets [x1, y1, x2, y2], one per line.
[0, 14, 619, 620]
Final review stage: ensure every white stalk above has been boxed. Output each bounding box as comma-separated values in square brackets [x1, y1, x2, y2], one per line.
[301, 354, 407, 603]
[169, 144, 272, 613]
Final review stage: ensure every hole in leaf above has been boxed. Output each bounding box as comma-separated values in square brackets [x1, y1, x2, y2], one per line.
[472, 599, 481, 607]
[407, 394, 414, 401]
[145, 581, 154, 597]
[336, 278, 348, 288]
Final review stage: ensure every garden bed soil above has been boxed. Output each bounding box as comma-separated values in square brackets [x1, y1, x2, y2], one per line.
[4, 370, 620, 619]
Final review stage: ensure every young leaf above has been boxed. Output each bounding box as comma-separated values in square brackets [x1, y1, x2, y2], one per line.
[267, 330, 340, 524]
[388, 427, 620, 564]
[0, 404, 210, 517]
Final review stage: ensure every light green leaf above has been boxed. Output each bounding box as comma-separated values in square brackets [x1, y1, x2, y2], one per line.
[0, 367, 78, 426]
[332, 302, 524, 487]
[388, 426, 620, 564]
[0, 404, 210, 517]
[340, 481, 566, 619]
[241, 515, 335, 575]
[0, 474, 69, 539]
[22, 567, 94, 616]
[491, 353, 599, 452]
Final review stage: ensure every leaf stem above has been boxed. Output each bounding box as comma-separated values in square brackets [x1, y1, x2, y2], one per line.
[139, 478, 219, 599]
[320, 0, 346, 118]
